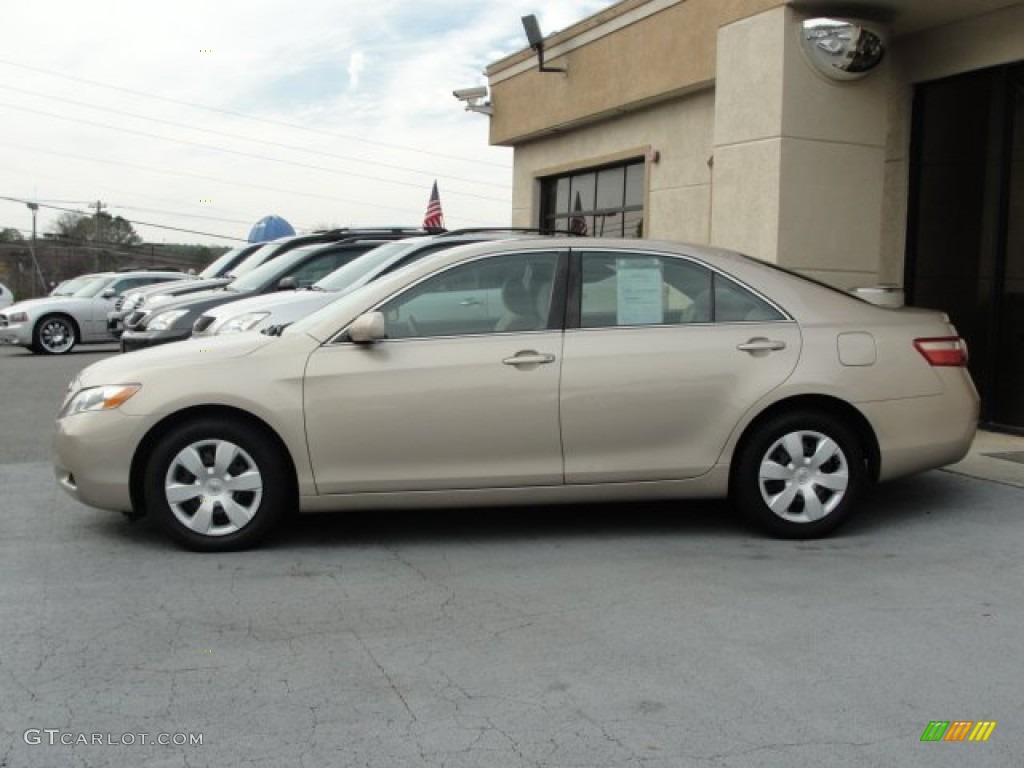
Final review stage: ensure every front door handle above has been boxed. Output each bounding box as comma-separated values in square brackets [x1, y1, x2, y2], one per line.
[502, 351, 556, 367]
[460, 298, 482, 307]
[737, 338, 787, 353]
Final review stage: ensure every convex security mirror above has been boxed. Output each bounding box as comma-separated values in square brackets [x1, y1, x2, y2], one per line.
[799, 17, 886, 81]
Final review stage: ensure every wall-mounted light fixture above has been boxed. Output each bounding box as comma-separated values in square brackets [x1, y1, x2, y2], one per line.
[453, 86, 493, 116]
[521, 14, 566, 74]
[799, 17, 886, 81]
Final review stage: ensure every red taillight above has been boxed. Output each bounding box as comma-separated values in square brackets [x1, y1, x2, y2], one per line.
[914, 337, 968, 366]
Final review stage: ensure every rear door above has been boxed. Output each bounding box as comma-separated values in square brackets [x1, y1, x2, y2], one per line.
[559, 249, 801, 482]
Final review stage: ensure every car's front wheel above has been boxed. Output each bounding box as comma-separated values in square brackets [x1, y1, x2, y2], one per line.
[732, 410, 865, 538]
[143, 419, 292, 551]
[32, 314, 77, 355]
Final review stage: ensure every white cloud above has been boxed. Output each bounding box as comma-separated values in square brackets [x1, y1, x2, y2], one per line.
[0, 0, 617, 244]
[347, 52, 367, 91]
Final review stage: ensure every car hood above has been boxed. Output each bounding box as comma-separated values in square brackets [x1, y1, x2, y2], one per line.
[202, 289, 336, 321]
[142, 286, 250, 317]
[74, 333, 284, 389]
[2, 296, 94, 316]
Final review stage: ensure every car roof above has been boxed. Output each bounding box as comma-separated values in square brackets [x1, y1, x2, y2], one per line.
[293, 237, 886, 341]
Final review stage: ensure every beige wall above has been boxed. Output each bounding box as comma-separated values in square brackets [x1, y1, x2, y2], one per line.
[491, 0, 1024, 290]
[510, 90, 715, 242]
[712, 6, 889, 287]
[487, 0, 783, 146]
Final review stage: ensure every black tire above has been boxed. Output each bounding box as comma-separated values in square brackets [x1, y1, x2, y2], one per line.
[731, 410, 865, 539]
[143, 419, 293, 551]
[31, 314, 78, 355]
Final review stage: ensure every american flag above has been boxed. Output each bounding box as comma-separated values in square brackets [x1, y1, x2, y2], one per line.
[570, 190, 588, 235]
[423, 181, 445, 229]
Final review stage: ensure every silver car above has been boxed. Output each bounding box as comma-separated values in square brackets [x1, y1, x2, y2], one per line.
[0, 281, 13, 310]
[0, 270, 184, 354]
[54, 239, 978, 551]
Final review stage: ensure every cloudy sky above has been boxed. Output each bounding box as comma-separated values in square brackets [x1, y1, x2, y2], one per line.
[0, 0, 616, 246]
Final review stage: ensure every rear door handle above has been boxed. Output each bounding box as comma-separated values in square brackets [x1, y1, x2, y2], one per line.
[502, 351, 556, 367]
[460, 298, 482, 307]
[737, 338, 786, 353]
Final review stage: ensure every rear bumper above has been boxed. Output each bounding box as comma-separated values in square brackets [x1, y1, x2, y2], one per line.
[861, 370, 980, 481]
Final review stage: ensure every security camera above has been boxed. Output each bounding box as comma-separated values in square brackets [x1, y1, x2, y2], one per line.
[453, 86, 488, 101]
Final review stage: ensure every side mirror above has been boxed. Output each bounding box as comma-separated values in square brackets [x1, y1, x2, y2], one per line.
[101, 288, 117, 299]
[277, 276, 297, 291]
[347, 312, 386, 344]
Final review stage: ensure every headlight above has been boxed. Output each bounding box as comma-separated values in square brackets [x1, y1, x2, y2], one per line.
[147, 294, 171, 306]
[6, 312, 28, 323]
[145, 309, 189, 331]
[61, 384, 141, 417]
[216, 312, 270, 335]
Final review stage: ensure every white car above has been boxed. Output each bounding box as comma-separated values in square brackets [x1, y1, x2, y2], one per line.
[0, 281, 13, 310]
[0, 270, 184, 354]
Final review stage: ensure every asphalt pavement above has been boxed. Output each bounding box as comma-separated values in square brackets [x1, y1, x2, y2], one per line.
[1, 343, 1022, 767]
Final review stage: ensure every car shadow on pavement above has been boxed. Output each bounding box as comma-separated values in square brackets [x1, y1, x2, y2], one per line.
[279, 498, 746, 550]
[95, 470, 988, 552]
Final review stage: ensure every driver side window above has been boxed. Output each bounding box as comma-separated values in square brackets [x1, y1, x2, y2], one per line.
[378, 252, 560, 339]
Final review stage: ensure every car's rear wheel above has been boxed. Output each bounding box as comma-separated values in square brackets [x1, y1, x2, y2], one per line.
[32, 314, 77, 355]
[732, 411, 865, 538]
[143, 419, 292, 551]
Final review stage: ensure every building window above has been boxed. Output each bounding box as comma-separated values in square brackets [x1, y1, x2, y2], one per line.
[540, 160, 644, 238]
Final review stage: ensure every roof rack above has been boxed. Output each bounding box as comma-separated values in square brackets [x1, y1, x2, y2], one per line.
[320, 226, 446, 237]
[115, 266, 184, 272]
[437, 227, 584, 237]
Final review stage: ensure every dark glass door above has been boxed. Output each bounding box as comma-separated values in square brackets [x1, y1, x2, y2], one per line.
[907, 64, 1024, 431]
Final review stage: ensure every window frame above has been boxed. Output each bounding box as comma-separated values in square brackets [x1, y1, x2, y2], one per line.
[565, 248, 793, 330]
[539, 159, 645, 238]
[331, 249, 570, 344]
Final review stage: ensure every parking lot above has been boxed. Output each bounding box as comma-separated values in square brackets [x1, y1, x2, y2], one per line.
[2, 343, 1022, 767]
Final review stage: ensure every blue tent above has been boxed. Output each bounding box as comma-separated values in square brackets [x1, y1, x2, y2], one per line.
[247, 215, 295, 242]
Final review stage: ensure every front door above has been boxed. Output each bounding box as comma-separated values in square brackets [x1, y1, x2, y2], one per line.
[303, 250, 566, 494]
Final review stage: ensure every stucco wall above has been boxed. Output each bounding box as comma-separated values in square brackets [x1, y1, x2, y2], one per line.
[487, 0, 782, 146]
[510, 89, 715, 242]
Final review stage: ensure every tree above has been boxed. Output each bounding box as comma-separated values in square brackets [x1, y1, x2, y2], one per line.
[0, 227, 24, 242]
[50, 211, 142, 246]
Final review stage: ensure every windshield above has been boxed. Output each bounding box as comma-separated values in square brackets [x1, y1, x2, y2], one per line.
[227, 240, 288, 277]
[314, 239, 426, 292]
[198, 246, 244, 278]
[51, 276, 94, 296]
[70, 276, 115, 298]
[227, 243, 327, 292]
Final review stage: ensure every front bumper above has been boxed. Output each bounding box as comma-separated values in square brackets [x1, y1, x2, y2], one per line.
[106, 311, 126, 339]
[54, 409, 140, 512]
[120, 328, 191, 352]
[0, 324, 32, 346]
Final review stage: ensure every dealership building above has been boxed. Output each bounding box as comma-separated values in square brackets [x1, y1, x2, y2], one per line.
[482, 0, 1024, 431]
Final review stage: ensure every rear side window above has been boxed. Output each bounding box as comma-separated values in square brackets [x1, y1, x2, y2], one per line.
[579, 252, 783, 327]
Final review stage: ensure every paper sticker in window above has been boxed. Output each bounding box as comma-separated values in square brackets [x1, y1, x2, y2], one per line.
[616, 257, 663, 325]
